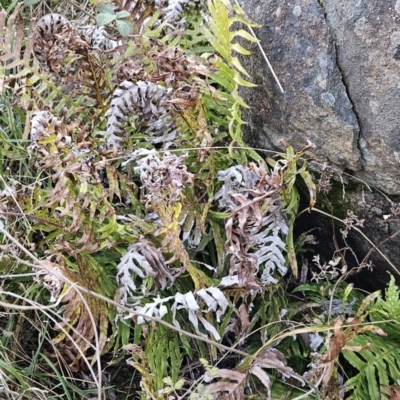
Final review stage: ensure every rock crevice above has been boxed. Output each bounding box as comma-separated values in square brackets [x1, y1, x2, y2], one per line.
[332, 40, 364, 162]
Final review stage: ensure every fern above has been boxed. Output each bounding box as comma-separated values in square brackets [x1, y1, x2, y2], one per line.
[0, 3, 31, 74]
[202, 0, 261, 162]
[215, 162, 288, 290]
[0, 0, 323, 398]
[116, 239, 175, 305]
[106, 80, 176, 148]
[37, 254, 116, 369]
[342, 275, 400, 400]
[255, 210, 289, 285]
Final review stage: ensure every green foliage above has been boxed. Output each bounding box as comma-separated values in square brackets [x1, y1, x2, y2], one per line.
[23, 0, 40, 5]
[203, 0, 261, 162]
[343, 274, 400, 400]
[95, 4, 133, 37]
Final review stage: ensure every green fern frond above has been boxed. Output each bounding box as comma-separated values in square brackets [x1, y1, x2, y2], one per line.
[343, 276, 400, 400]
[203, 0, 261, 161]
[343, 334, 400, 400]
[380, 274, 400, 320]
[369, 274, 400, 340]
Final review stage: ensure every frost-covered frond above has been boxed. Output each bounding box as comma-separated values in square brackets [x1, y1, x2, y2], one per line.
[196, 287, 228, 322]
[128, 150, 193, 268]
[216, 161, 286, 291]
[81, 26, 122, 52]
[254, 212, 289, 285]
[120, 288, 228, 340]
[33, 14, 113, 109]
[32, 14, 73, 73]
[154, 291, 226, 340]
[118, 0, 202, 26]
[33, 14, 90, 74]
[29, 109, 95, 175]
[132, 149, 193, 204]
[30, 110, 64, 145]
[163, 0, 190, 23]
[133, 295, 172, 324]
[116, 240, 175, 305]
[105, 80, 176, 148]
[215, 162, 280, 212]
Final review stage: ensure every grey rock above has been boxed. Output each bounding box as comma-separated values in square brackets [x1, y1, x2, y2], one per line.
[238, 0, 400, 194]
[237, 0, 361, 172]
[322, 0, 400, 194]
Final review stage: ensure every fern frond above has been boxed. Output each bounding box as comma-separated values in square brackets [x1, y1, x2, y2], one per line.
[342, 277, 400, 399]
[33, 14, 113, 111]
[106, 80, 176, 148]
[0, 4, 31, 72]
[32, 14, 76, 73]
[83, 25, 122, 52]
[129, 150, 193, 268]
[37, 256, 115, 370]
[215, 161, 287, 291]
[380, 274, 400, 322]
[343, 334, 400, 400]
[201, 0, 261, 161]
[370, 274, 400, 339]
[116, 239, 175, 306]
[0, 3, 33, 96]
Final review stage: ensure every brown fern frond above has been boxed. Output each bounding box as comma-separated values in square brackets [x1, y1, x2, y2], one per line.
[32, 14, 77, 74]
[216, 162, 288, 292]
[0, 4, 28, 69]
[74, 50, 113, 112]
[38, 256, 114, 371]
[0, 4, 34, 94]
[134, 2, 155, 32]
[32, 14, 113, 112]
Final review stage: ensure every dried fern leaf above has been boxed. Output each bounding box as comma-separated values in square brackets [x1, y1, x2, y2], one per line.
[216, 162, 287, 290]
[38, 256, 115, 370]
[0, 4, 33, 95]
[0, 4, 28, 69]
[32, 14, 75, 73]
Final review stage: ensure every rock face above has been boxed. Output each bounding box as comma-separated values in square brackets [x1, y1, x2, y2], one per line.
[237, 0, 360, 175]
[323, 0, 400, 194]
[238, 0, 400, 195]
[237, 0, 400, 286]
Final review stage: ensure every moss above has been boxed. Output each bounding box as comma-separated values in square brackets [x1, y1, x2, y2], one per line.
[316, 178, 362, 220]
[296, 171, 363, 221]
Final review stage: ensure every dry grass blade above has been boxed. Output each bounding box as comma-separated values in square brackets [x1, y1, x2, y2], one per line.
[0, 4, 25, 68]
